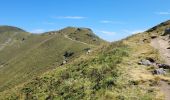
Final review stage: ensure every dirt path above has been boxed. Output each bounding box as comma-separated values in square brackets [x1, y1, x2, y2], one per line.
[160, 81, 170, 100]
[151, 37, 170, 100]
[0, 35, 56, 69]
[0, 38, 12, 51]
[151, 37, 170, 65]
[0, 32, 18, 51]
[64, 35, 96, 47]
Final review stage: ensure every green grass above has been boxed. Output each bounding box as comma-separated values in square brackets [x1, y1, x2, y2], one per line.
[0, 40, 160, 100]
[0, 41, 130, 100]
[1, 20, 169, 100]
[0, 26, 105, 92]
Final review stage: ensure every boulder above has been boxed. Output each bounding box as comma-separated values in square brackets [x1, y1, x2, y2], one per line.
[146, 57, 155, 63]
[22, 38, 26, 41]
[143, 39, 149, 43]
[161, 28, 170, 36]
[150, 35, 157, 39]
[61, 60, 67, 65]
[157, 64, 170, 69]
[153, 68, 166, 75]
[84, 48, 91, 54]
[64, 51, 74, 58]
[86, 50, 91, 54]
[138, 59, 152, 66]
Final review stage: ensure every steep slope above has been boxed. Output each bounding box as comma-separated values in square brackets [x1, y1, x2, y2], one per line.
[147, 20, 170, 35]
[126, 20, 170, 100]
[0, 35, 162, 100]
[58, 27, 104, 45]
[0, 26, 29, 50]
[146, 20, 170, 100]
[2, 20, 170, 100]
[0, 26, 25, 33]
[151, 38, 170, 64]
[0, 41, 132, 100]
[0, 26, 106, 92]
[146, 20, 170, 65]
[0, 24, 167, 99]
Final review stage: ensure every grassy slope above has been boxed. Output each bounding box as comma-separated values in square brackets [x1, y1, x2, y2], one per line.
[0, 26, 28, 44]
[0, 41, 129, 99]
[1, 20, 170, 99]
[0, 32, 163, 100]
[59, 27, 105, 45]
[0, 26, 105, 92]
[147, 20, 170, 35]
[146, 20, 170, 80]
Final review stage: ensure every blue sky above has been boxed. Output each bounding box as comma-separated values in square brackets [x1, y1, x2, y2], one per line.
[0, 0, 170, 41]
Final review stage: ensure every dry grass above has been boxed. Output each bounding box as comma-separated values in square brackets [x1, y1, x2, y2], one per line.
[122, 32, 168, 99]
[1, 22, 170, 99]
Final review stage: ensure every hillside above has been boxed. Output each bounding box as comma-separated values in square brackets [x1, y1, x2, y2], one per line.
[0, 20, 170, 100]
[147, 20, 170, 65]
[0, 26, 29, 50]
[0, 26, 106, 92]
[0, 33, 161, 100]
[0, 26, 26, 34]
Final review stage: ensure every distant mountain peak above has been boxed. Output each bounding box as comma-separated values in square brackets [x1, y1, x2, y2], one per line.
[0, 25, 26, 33]
[64, 26, 92, 31]
[58, 26, 101, 40]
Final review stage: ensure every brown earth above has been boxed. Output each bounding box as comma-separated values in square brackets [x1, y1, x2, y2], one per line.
[151, 36, 170, 100]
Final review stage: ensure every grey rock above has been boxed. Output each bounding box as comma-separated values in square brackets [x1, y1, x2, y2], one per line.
[61, 60, 67, 65]
[153, 68, 166, 75]
[151, 35, 157, 39]
[157, 64, 170, 69]
[138, 60, 152, 66]
[162, 28, 170, 36]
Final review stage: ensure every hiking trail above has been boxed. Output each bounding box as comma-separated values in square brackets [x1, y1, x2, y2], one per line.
[64, 35, 96, 47]
[151, 37, 170, 65]
[151, 37, 170, 100]
[159, 81, 170, 100]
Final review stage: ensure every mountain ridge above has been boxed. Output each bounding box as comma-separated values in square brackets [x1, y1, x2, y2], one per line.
[0, 26, 106, 92]
[1, 20, 170, 99]
[0, 25, 27, 33]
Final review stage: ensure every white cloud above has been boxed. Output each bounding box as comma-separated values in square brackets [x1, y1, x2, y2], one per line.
[53, 16, 86, 19]
[99, 31, 116, 35]
[123, 29, 144, 34]
[100, 20, 125, 24]
[43, 22, 55, 25]
[100, 20, 113, 23]
[31, 29, 45, 33]
[155, 12, 170, 15]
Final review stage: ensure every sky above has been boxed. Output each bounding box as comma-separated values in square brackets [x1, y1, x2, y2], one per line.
[0, 0, 170, 41]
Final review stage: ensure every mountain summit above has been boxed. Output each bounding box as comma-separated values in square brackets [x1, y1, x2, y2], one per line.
[0, 26, 26, 33]
[0, 26, 106, 92]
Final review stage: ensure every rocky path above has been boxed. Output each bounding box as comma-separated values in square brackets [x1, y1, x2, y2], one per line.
[151, 37, 170, 100]
[160, 81, 170, 100]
